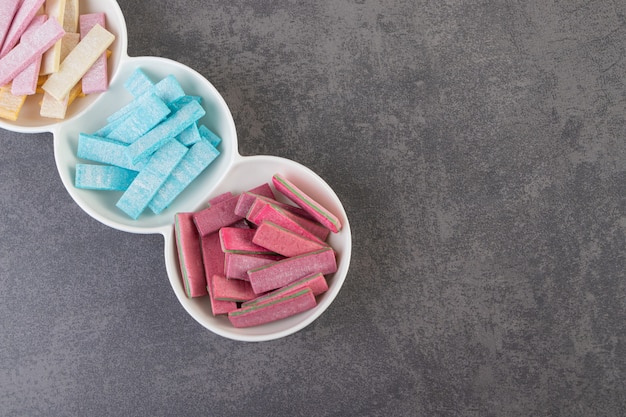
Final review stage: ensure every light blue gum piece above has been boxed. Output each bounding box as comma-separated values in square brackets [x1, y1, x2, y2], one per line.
[198, 124, 222, 148]
[75, 164, 138, 191]
[124, 68, 154, 97]
[126, 99, 206, 165]
[116, 140, 189, 219]
[107, 74, 186, 123]
[148, 139, 220, 214]
[77, 133, 147, 172]
[106, 93, 171, 144]
[169, 95, 202, 112]
[177, 122, 201, 146]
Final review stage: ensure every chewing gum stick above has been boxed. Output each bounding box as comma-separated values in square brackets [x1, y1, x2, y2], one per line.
[42, 24, 115, 101]
[228, 288, 316, 328]
[10, 15, 47, 96]
[0, 0, 20, 51]
[80, 12, 109, 94]
[272, 174, 342, 233]
[252, 221, 327, 257]
[193, 193, 242, 237]
[219, 227, 276, 255]
[0, 17, 64, 87]
[242, 272, 328, 307]
[74, 164, 137, 191]
[0, 0, 46, 58]
[212, 274, 257, 302]
[174, 213, 208, 298]
[247, 247, 337, 294]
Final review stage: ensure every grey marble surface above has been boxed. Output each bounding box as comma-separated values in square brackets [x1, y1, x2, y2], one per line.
[1, 1, 625, 416]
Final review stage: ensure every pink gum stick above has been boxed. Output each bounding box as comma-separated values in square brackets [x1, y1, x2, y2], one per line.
[252, 221, 327, 257]
[228, 288, 317, 328]
[219, 227, 275, 255]
[0, 0, 46, 58]
[272, 174, 342, 233]
[174, 213, 207, 298]
[11, 15, 47, 96]
[242, 272, 328, 307]
[224, 253, 284, 280]
[212, 274, 258, 302]
[250, 203, 329, 244]
[0, 0, 21, 51]
[247, 247, 337, 294]
[0, 17, 65, 87]
[80, 13, 109, 94]
[193, 194, 243, 237]
[233, 183, 275, 217]
[201, 233, 236, 315]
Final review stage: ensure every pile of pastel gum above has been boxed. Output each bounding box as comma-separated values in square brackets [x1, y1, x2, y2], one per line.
[175, 174, 343, 328]
[0, 0, 115, 120]
[74, 68, 222, 219]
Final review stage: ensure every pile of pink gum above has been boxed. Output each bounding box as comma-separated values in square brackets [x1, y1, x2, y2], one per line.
[173, 177, 342, 328]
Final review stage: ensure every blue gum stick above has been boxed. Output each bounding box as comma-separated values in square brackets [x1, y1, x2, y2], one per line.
[148, 139, 220, 214]
[75, 164, 138, 191]
[125, 99, 206, 164]
[116, 140, 189, 219]
[77, 133, 147, 172]
[106, 93, 171, 144]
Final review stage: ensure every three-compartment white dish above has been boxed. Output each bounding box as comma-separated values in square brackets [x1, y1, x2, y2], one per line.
[0, 0, 351, 342]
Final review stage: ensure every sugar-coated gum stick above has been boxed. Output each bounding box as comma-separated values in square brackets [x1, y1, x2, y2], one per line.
[168, 95, 201, 112]
[80, 12, 109, 94]
[126, 99, 205, 164]
[148, 138, 220, 214]
[224, 253, 284, 280]
[110, 74, 185, 123]
[0, 85, 26, 121]
[234, 184, 275, 217]
[272, 174, 342, 233]
[62, 0, 79, 33]
[42, 24, 115, 101]
[273, 205, 330, 241]
[0, 17, 64, 87]
[202, 238, 237, 315]
[39, 0, 67, 75]
[0, 0, 46, 58]
[193, 194, 242, 237]
[77, 133, 146, 172]
[40, 82, 81, 119]
[228, 288, 317, 328]
[198, 124, 222, 148]
[75, 164, 138, 191]
[252, 221, 327, 257]
[212, 274, 258, 302]
[246, 194, 312, 222]
[123, 68, 153, 97]
[10, 15, 47, 96]
[107, 93, 171, 144]
[251, 203, 328, 244]
[247, 247, 337, 294]
[116, 140, 188, 219]
[242, 272, 328, 307]
[177, 122, 201, 147]
[174, 213, 208, 298]
[208, 192, 233, 206]
[219, 227, 276, 255]
[0, 0, 20, 52]
[206, 275, 238, 315]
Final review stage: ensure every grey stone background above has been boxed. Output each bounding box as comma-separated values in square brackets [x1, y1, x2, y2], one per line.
[1, 0, 625, 416]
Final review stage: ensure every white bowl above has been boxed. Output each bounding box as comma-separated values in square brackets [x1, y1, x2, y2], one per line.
[2, 0, 352, 342]
[0, 0, 128, 133]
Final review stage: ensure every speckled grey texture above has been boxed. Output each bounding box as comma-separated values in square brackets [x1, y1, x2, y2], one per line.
[1, 1, 625, 416]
